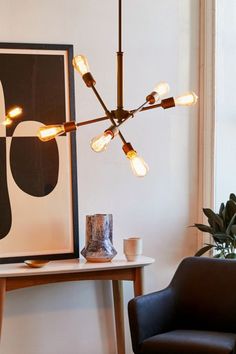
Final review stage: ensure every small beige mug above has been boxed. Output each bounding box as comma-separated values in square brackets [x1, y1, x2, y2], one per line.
[123, 237, 142, 261]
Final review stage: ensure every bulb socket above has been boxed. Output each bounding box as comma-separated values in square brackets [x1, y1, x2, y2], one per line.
[146, 91, 158, 105]
[105, 126, 119, 139]
[122, 142, 135, 155]
[161, 97, 175, 109]
[64, 121, 77, 132]
[82, 72, 96, 87]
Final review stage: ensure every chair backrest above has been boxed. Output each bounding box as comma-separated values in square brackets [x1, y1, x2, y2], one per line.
[171, 257, 236, 333]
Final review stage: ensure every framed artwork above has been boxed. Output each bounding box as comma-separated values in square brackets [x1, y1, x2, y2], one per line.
[0, 43, 79, 263]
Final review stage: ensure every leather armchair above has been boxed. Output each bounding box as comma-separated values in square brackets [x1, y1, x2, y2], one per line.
[128, 257, 236, 354]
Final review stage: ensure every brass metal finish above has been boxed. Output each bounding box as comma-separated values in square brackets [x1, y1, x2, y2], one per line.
[117, 52, 124, 109]
[76, 115, 109, 127]
[111, 108, 130, 121]
[74, 101, 163, 131]
[161, 97, 175, 109]
[82, 72, 96, 87]
[146, 92, 158, 105]
[122, 142, 134, 155]
[117, 0, 124, 109]
[91, 85, 127, 144]
[40, 0, 181, 161]
[24, 260, 49, 268]
[64, 121, 77, 132]
[137, 103, 162, 112]
[130, 101, 148, 117]
[64, 0, 168, 148]
[105, 126, 119, 138]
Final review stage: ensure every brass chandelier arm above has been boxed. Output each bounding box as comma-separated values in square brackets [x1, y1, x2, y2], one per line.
[76, 116, 109, 127]
[90, 85, 127, 144]
[91, 85, 113, 119]
[74, 101, 164, 130]
[130, 101, 149, 117]
[133, 103, 162, 113]
[130, 98, 176, 115]
[74, 97, 174, 130]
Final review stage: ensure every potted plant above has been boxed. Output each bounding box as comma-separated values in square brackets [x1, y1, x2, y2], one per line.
[193, 193, 236, 258]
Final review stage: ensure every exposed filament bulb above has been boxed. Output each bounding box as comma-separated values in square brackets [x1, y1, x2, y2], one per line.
[72, 55, 90, 76]
[1, 106, 23, 126]
[37, 122, 77, 142]
[123, 143, 149, 177]
[174, 92, 198, 106]
[90, 126, 119, 153]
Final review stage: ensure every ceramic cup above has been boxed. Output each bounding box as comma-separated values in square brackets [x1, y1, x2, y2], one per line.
[123, 237, 142, 261]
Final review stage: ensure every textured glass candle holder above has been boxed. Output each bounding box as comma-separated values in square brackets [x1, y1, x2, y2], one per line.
[81, 214, 117, 262]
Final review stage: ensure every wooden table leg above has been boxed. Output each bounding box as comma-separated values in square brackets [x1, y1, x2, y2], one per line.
[0, 278, 6, 341]
[133, 267, 144, 297]
[112, 280, 125, 354]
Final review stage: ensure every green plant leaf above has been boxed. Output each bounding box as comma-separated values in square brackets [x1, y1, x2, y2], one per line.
[226, 253, 236, 259]
[207, 217, 214, 227]
[222, 208, 228, 225]
[203, 208, 224, 231]
[213, 253, 222, 258]
[219, 203, 225, 218]
[226, 213, 236, 235]
[225, 200, 236, 221]
[195, 244, 214, 257]
[230, 193, 236, 202]
[193, 224, 213, 233]
[213, 233, 229, 243]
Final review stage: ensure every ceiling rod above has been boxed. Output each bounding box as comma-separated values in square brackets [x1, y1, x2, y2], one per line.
[117, 0, 123, 112]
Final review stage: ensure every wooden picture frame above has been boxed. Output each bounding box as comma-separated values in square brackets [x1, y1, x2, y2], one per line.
[0, 43, 79, 263]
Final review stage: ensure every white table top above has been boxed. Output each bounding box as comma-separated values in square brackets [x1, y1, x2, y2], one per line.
[0, 256, 155, 277]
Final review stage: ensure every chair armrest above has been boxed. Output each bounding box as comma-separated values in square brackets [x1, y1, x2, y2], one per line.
[128, 287, 176, 353]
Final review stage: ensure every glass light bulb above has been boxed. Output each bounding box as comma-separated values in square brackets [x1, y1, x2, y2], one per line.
[154, 82, 170, 97]
[127, 150, 149, 177]
[37, 125, 65, 142]
[7, 106, 23, 118]
[174, 92, 198, 106]
[72, 55, 90, 76]
[1, 117, 12, 126]
[90, 132, 113, 153]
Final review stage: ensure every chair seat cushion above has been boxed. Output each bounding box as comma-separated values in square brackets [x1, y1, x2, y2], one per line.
[140, 329, 236, 354]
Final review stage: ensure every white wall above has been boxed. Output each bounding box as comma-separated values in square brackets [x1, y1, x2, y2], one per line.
[0, 1, 199, 353]
[215, 0, 236, 210]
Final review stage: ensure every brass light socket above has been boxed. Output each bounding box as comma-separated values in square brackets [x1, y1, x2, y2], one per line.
[82, 72, 96, 87]
[64, 121, 77, 132]
[146, 91, 158, 105]
[161, 97, 175, 109]
[105, 126, 119, 138]
[122, 142, 135, 155]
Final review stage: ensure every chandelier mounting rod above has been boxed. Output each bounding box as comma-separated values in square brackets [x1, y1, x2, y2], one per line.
[118, 0, 122, 52]
[117, 0, 123, 111]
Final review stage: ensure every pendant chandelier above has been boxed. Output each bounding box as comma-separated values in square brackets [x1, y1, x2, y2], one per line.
[37, 0, 198, 177]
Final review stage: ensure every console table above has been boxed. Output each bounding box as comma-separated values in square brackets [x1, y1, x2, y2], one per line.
[0, 256, 154, 354]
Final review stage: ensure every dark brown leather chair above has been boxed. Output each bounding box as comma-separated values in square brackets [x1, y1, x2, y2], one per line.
[128, 257, 236, 354]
